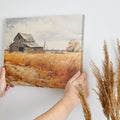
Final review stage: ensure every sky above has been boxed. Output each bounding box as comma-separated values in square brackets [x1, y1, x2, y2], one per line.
[4, 15, 84, 50]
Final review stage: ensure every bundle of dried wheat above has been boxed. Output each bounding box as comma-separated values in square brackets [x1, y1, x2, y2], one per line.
[76, 84, 91, 120]
[91, 40, 120, 120]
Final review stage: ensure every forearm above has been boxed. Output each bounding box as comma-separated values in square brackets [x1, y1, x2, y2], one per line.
[35, 96, 77, 120]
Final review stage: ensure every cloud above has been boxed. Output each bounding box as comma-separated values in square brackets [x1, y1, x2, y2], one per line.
[4, 15, 83, 50]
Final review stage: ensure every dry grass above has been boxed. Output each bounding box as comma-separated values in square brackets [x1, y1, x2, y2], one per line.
[4, 51, 82, 88]
[76, 84, 91, 120]
[91, 41, 120, 120]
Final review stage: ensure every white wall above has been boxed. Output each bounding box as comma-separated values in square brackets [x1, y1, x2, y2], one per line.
[0, 0, 120, 120]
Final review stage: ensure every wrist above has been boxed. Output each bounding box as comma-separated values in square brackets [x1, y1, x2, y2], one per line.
[62, 95, 80, 108]
[57, 96, 76, 116]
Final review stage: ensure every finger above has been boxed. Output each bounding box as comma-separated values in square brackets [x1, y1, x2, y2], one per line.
[70, 71, 81, 82]
[75, 73, 87, 86]
[1, 67, 6, 79]
[0, 67, 2, 75]
[5, 85, 10, 91]
[79, 72, 87, 81]
[0, 91, 6, 97]
[10, 85, 14, 87]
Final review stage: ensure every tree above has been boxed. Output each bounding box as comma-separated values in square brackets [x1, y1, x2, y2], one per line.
[66, 39, 81, 52]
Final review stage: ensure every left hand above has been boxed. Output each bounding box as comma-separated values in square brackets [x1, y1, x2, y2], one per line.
[0, 67, 10, 97]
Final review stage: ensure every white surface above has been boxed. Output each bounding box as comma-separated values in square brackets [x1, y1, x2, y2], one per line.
[0, 0, 119, 120]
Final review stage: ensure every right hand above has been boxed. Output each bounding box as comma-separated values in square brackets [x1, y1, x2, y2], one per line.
[64, 71, 89, 107]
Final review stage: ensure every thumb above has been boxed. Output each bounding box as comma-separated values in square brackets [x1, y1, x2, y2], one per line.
[1, 67, 6, 79]
[70, 71, 81, 82]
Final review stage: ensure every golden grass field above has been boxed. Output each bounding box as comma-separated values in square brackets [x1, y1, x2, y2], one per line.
[4, 51, 82, 89]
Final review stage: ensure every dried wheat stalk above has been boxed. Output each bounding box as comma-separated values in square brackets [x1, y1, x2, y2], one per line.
[76, 84, 91, 120]
[91, 40, 120, 120]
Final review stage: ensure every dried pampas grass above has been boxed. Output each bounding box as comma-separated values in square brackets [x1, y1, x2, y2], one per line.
[91, 40, 120, 120]
[76, 84, 91, 120]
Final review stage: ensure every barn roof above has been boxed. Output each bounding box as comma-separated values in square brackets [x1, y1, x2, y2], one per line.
[23, 42, 42, 48]
[17, 33, 35, 42]
[12, 33, 43, 48]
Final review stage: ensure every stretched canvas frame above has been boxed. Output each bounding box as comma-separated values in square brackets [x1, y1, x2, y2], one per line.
[4, 14, 84, 89]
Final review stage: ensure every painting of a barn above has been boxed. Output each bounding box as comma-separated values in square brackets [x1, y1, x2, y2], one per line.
[4, 15, 84, 89]
[9, 33, 43, 52]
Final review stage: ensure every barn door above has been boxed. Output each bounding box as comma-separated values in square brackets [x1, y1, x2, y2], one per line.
[19, 47, 24, 52]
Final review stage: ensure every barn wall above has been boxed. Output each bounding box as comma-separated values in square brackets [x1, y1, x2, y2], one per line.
[9, 40, 43, 53]
[24, 47, 43, 52]
[9, 42, 19, 52]
[32, 47, 43, 52]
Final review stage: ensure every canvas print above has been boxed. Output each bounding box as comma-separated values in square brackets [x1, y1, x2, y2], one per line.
[4, 15, 84, 89]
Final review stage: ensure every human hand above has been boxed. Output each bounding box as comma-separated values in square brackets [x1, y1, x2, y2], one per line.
[0, 67, 12, 97]
[64, 71, 89, 107]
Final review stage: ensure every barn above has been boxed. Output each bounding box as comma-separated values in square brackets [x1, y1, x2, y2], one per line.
[9, 33, 43, 52]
